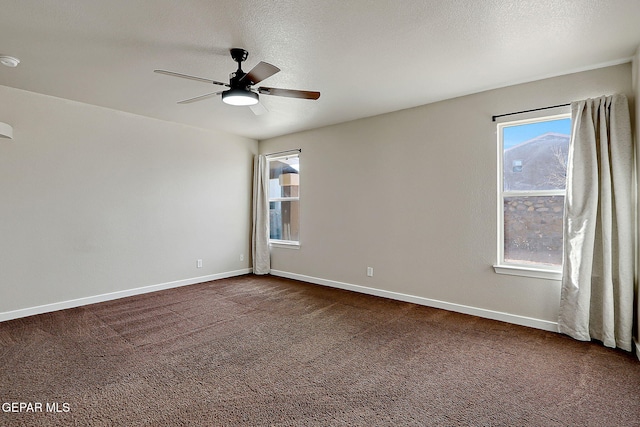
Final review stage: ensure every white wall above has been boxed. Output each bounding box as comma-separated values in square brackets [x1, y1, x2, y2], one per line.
[0, 85, 257, 317]
[260, 63, 633, 328]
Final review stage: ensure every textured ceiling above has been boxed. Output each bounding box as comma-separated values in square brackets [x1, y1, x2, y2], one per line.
[1, 1, 639, 140]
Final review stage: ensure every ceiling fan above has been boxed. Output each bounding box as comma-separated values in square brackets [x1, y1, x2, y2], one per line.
[154, 48, 320, 113]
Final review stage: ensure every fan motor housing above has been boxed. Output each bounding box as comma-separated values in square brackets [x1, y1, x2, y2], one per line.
[230, 48, 249, 64]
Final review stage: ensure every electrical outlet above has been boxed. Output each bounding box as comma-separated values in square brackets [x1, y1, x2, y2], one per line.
[367, 267, 374, 277]
[197, 259, 203, 268]
[240, 254, 244, 261]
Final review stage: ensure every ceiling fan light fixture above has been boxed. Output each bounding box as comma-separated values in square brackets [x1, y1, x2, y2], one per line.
[222, 89, 259, 106]
[156, 49, 320, 111]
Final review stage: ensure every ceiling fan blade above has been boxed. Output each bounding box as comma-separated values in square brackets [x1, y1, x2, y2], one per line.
[154, 69, 228, 87]
[240, 62, 280, 85]
[249, 102, 268, 116]
[257, 87, 320, 100]
[177, 91, 223, 104]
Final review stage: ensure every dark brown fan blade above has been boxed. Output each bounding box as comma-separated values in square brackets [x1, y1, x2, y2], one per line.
[257, 87, 320, 100]
[154, 70, 228, 87]
[177, 91, 223, 104]
[240, 62, 280, 85]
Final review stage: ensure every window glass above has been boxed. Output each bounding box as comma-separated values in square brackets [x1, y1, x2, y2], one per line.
[498, 116, 570, 269]
[268, 154, 300, 244]
[503, 195, 564, 266]
[269, 201, 300, 242]
[503, 119, 570, 191]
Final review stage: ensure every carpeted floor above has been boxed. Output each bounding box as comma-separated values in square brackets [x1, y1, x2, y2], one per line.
[1, 274, 639, 426]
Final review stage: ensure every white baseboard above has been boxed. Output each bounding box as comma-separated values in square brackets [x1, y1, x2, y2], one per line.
[270, 270, 559, 333]
[635, 339, 640, 362]
[0, 268, 252, 323]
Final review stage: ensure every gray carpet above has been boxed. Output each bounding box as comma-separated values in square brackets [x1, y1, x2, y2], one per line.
[1, 274, 639, 426]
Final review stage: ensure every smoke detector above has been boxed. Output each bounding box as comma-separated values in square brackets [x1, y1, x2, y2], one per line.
[0, 55, 20, 68]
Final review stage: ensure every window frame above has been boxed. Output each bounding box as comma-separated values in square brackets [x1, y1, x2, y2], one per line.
[493, 113, 570, 280]
[267, 152, 301, 249]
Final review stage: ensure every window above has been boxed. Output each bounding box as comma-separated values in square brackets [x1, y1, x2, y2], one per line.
[268, 153, 300, 246]
[495, 114, 571, 279]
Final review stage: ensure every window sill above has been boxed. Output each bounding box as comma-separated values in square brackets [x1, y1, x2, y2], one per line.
[493, 264, 562, 281]
[269, 241, 300, 250]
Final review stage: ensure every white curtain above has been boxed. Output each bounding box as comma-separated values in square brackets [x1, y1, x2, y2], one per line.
[252, 154, 270, 274]
[558, 94, 634, 352]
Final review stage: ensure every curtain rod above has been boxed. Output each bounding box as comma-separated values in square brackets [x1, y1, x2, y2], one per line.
[492, 103, 571, 122]
[264, 148, 302, 157]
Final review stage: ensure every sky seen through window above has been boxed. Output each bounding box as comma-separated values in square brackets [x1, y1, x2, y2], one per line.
[503, 118, 571, 149]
